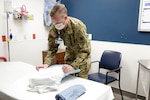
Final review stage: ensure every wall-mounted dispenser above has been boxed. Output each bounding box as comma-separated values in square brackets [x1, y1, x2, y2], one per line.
[13, 5, 29, 20]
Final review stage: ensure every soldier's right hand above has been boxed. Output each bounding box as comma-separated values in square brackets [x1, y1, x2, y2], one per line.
[36, 64, 49, 71]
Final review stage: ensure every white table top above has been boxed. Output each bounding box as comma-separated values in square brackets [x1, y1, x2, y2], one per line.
[0, 62, 36, 89]
[0, 62, 114, 100]
[138, 59, 150, 70]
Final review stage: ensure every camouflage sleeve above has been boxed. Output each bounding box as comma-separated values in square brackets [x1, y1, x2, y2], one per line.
[70, 25, 91, 69]
[44, 28, 59, 65]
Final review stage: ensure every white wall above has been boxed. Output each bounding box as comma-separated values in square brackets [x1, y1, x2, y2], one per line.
[0, 0, 8, 57]
[0, 0, 149, 97]
[0, 0, 50, 65]
[9, 40, 48, 65]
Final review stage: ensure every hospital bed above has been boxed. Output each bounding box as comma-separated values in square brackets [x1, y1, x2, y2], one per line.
[0, 62, 114, 100]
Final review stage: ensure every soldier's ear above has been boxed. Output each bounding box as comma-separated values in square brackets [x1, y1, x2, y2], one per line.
[64, 15, 67, 20]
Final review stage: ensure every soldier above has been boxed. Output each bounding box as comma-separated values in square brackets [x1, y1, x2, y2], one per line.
[36, 4, 91, 79]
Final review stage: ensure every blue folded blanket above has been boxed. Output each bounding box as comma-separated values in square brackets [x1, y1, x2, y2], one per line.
[55, 84, 86, 100]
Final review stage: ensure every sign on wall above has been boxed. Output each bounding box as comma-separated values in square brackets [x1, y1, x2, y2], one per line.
[138, 0, 150, 32]
[44, 0, 61, 27]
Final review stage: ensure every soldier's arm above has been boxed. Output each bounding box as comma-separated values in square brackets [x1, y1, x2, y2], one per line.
[44, 30, 59, 66]
[70, 26, 91, 69]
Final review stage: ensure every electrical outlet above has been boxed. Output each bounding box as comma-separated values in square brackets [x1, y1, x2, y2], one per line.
[88, 34, 92, 40]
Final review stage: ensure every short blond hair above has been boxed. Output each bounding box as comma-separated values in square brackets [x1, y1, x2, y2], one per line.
[50, 4, 67, 17]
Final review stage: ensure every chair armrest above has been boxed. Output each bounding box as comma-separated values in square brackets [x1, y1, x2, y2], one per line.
[107, 66, 122, 74]
[91, 61, 101, 73]
[106, 66, 122, 83]
[91, 61, 100, 64]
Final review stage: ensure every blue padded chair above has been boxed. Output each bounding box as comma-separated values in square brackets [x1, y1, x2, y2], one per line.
[88, 50, 123, 100]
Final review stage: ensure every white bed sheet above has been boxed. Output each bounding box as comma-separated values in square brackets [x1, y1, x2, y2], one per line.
[0, 62, 114, 100]
[0, 62, 36, 90]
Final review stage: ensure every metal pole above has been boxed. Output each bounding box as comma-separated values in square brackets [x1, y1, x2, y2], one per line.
[135, 63, 140, 100]
[6, 12, 10, 61]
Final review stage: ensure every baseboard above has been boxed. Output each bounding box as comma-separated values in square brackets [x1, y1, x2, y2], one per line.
[112, 87, 146, 100]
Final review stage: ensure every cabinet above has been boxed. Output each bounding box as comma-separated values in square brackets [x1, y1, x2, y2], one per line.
[42, 49, 65, 65]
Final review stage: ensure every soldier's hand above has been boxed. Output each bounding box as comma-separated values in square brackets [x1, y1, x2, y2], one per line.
[36, 64, 49, 71]
[62, 64, 74, 73]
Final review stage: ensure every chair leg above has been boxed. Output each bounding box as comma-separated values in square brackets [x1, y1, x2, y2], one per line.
[118, 80, 123, 100]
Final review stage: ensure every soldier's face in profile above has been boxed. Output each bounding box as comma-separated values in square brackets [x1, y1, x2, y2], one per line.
[51, 13, 67, 25]
[51, 13, 68, 30]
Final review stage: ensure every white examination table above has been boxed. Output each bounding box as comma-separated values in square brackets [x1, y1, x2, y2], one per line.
[0, 62, 114, 100]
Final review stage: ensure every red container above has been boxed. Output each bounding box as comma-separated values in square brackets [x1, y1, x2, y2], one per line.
[2, 35, 6, 42]
[33, 34, 36, 39]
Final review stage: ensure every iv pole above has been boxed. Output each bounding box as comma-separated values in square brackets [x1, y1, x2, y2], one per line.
[6, 12, 11, 61]
[4, 0, 12, 61]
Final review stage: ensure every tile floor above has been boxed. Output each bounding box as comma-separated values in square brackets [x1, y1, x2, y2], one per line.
[114, 92, 135, 100]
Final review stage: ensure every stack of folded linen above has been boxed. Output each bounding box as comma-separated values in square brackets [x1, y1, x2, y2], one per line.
[27, 64, 80, 94]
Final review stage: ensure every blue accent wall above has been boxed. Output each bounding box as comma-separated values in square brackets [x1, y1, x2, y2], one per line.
[61, 0, 150, 45]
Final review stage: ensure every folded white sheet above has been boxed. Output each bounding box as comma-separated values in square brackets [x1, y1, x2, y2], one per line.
[27, 64, 80, 94]
[27, 65, 64, 93]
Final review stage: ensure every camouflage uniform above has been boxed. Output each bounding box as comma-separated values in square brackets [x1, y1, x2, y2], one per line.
[44, 17, 91, 78]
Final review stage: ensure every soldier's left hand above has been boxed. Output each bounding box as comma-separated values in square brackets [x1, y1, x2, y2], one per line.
[62, 64, 74, 73]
